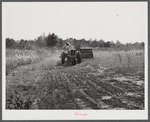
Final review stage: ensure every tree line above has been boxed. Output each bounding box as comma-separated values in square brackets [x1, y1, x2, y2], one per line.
[6, 32, 144, 50]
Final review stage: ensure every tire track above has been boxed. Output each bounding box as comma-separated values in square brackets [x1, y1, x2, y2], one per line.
[62, 69, 104, 109]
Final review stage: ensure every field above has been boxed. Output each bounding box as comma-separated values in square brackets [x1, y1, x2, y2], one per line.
[6, 49, 145, 110]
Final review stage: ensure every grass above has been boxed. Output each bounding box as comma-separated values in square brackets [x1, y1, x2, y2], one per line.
[81, 49, 144, 77]
[6, 48, 144, 77]
[6, 48, 53, 75]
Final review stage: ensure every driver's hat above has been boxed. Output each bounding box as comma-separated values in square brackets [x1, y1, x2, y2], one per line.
[66, 42, 70, 46]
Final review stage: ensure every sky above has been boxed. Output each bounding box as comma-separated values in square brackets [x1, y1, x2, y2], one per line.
[2, 2, 147, 44]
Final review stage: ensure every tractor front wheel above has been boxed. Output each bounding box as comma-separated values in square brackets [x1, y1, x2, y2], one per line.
[71, 58, 76, 65]
[61, 52, 65, 64]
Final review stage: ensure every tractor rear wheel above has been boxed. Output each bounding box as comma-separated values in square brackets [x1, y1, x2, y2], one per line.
[61, 52, 65, 64]
[76, 52, 82, 63]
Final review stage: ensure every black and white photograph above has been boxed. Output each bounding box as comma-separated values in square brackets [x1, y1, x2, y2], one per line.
[2, 2, 148, 120]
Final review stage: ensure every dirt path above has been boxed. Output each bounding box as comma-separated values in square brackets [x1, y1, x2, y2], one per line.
[6, 54, 144, 110]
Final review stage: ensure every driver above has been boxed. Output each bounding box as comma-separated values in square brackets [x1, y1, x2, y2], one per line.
[66, 42, 70, 51]
[63, 42, 74, 53]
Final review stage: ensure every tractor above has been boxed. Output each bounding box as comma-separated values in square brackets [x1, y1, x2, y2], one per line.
[60, 47, 94, 65]
[61, 49, 81, 65]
